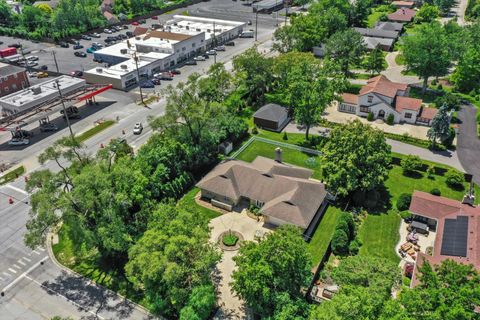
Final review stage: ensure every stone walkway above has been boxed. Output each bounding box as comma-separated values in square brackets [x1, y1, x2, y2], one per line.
[381, 52, 421, 85]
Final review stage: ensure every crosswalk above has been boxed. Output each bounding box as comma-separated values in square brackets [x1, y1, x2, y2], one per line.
[0, 248, 47, 287]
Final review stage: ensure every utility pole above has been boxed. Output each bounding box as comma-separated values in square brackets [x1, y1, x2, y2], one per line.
[213, 20, 216, 64]
[127, 40, 146, 107]
[18, 44, 29, 74]
[255, 10, 259, 42]
[284, 0, 288, 25]
[52, 50, 59, 73]
[275, 0, 278, 27]
[55, 79, 75, 140]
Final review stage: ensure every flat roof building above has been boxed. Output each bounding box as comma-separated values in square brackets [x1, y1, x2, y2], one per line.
[252, 0, 284, 13]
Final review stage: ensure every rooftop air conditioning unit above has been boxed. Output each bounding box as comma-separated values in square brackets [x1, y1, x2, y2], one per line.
[32, 87, 42, 95]
[120, 48, 127, 54]
[136, 37, 141, 40]
[173, 22, 177, 26]
[96, 68, 103, 73]
[186, 26, 189, 30]
[120, 64, 128, 69]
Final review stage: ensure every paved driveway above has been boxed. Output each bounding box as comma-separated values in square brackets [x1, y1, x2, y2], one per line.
[456, 104, 480, 184]
[209, 212, 271, 320]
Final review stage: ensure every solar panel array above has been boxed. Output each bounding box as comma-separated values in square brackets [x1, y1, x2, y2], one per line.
[440, 216, 469, 257]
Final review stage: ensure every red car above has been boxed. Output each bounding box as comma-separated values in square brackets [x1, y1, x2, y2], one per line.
[131, 21, 139, 26]
[151, 16, 158, 20]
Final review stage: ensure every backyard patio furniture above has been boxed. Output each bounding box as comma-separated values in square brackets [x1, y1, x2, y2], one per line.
[411, 220, 429, 235]
[401, 242, 413, 252]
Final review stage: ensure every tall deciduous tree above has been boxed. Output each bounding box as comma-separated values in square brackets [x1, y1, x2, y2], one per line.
[325, 29, 366, 77]
[231, 225, 311, 317]
[365, 47, 385, 75]
[415, 3, 440, 23]
[451, 47, 480, 93]
[402, 22, 451, 94]
[126, 204, 221, 318]
[320, 120, 391, 196]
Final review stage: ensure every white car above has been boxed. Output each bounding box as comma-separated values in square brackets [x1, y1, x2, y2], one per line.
[91, 33, 101, 38]
[215, 46, 225, 51]
[206, 49, 217, 55]
[104, 29, 112, 34]
[8, 138, 29, 146]
[133, 123, 143, 135]
[193, 56, 206, 61]
[27, 55, 39, 61]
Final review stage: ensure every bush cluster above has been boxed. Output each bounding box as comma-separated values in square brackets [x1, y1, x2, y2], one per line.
[331, 213, 356, 256]
[396, 193, 412, 211]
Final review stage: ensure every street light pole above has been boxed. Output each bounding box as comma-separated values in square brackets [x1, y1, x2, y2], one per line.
[133, 51, 146, 107]
[255, 10, 258, 42]
[52, 50, 59, 73]
[55, 79, 75, 140]
[284, 0, 288, 25]
[213, 20, 217, 64]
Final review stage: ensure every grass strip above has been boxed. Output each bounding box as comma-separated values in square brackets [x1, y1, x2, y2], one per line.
[76, 120, 115, 143]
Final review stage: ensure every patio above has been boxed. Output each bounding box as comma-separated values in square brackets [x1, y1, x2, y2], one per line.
[209, 211, 271, 320]
[396, 219, 436, 267]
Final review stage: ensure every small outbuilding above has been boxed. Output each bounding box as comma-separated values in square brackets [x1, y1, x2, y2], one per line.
[253, 103, 290, 132]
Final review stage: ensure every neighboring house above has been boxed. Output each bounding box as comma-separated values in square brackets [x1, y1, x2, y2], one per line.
[375, 21, 404, 32]
[408, 190, 479, 287]
[196, 153, 328, 237]
[339, 75, 438, 125]
[104, 11, 119, 24]
[253, 103, 290, 132]
[392, 0, 415, 8]
[354, 24, 401, 52]
[388, 8, 416, 22]
[0, 62, 29, 97]
[354, 27, 399, 39]
[362, 37, 394, 51]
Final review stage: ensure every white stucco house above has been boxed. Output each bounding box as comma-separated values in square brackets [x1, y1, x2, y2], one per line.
[339, 75, 438, 126]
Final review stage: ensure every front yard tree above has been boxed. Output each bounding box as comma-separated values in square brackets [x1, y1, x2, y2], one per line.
[320, 120, 391, 197]
[415, 3, 440, 23]
[433, 0, 457, 14]
[231, 225, 311, 318]
[365, 47, 385, 75]
[325, 29, 366, 77]
[451, 47, 480, 93]
[402, 22, 451, 94]
[427, 104, 451, 147]
[126, 204, 221, 318]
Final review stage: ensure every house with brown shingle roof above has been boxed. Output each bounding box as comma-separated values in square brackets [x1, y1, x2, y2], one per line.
[388, 8, 417, 23]
[338, 75, 438, 125]
[196, 154, 328, 237]
[408, 190, 480, 287]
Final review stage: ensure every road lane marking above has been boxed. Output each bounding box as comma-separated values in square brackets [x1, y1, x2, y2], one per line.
[1, 256, 48, 293]
[22, 257, 31, 262]
[24, 275, 105, 319]
[17, 260, 26, 266]
[8, 268, 17, 274]
[32, 250, 41, 255]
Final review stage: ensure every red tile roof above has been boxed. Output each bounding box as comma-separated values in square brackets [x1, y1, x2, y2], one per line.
[388, 8, 416, 22]
[341, 93, 359, 105]
[360, 75, 408, 98]
[419, 106, 438, 120]
[395, 96, 422, 112]
[392, 1, 414, 7]
[409, 191, 480, 287]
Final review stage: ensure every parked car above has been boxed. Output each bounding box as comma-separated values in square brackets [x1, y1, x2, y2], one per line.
[155, 72, 173, 80]
[8, 138, 29, 146]
[194, 56, 206, 61]
[225, 41, 235, 46]
[59, 41, 69, 48]
[138, 19, 146, 24]
[27, 55, 39, 61]
[29, 71, 38, 77]
[73, 44, 84, 50]
[112, 26, 122, 31]
[126, 31, 134, 37]
[39, 122, 58, 132]
[170, 69, 181, 75]
[185, 60, 197, 65]
[86, 47, 96, 54]
[152, 23, 162, 29]
[93, 57, 103, 63]
[8, 43, 22, 48]
[37, 72, 49, 78]
[202, 53, 210, 59]
[247, 20, 252, 25]
[215, 45, 226, 51]
[140, 80, 155, 88]
[122, 25, 129, 29]
[151, 15, 158, 20]
[133, 123, 143, 134]
[104, 28, 112, 34]
[67, 39, 77, 45]
[92, 42, 103, 49]
[81, 35, 92, 40]
[40, 65, 48, 71]
[70, 70, 83, 77]
[152, 78, 161, 85]
[91, 33, 101, 38]
[118, 34, 128, 39]
[131, 21, 139, 26]
[74, 51, 87, 57]
[206, 49, 217, 55]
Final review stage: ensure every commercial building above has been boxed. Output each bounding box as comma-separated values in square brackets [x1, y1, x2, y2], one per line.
[0, 75, 85, 116]
[85, 15, 246, 90]
[0, 62, 29, 97]
[252, 0, 284, 13]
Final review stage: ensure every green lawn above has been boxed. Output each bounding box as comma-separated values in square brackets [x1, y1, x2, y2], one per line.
[367, 10, 384, 27]
[307, 205, 343, 267]
[52, 219, 146, 306]
[235, 140, 322, 179]
[0, 166, 25, 185]
[358, 158, 469, 264]
[177, 187, 221, 221]
[76, 120, 115, 143]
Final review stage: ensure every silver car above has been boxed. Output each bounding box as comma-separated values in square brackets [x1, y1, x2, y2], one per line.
[133, 123, 143, 135]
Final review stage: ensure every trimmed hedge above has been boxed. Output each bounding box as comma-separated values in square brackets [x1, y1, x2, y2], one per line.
[397, 193, 412, 211]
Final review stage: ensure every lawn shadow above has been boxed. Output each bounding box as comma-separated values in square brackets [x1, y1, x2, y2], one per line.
[402, 170, 424, 179]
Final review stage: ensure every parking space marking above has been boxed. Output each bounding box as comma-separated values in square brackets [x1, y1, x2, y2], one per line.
[17, 260, 26, 266]
[13, 264, 21, 270]
[37, 247, 45, 252]
[8, 268, 17, 274]
[32, 250, 41, 255]
[22, 257, 31, 262]
[2, 272, 11, 278]
[6, 185, 28, 196]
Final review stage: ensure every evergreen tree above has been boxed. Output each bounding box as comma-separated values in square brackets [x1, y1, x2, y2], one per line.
[427, 104, 451, 147]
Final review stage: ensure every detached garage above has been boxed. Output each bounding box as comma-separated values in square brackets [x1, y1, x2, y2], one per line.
[253, 103, 290, 132]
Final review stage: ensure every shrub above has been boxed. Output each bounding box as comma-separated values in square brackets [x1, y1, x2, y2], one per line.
[431, 79, 438, 85]
[338, 212, 355, 240]
[441, 127, 456, 147]
[445, 170, 464, 189]
[400, 210, 412, 220]
[282, 131, 288, 140]
[252, 126, 258, 134]
[367, 112, 374, 121]
[348, 239, 361, 255]
[331, 229, 349, 256]
[223, 233, 239, 246]
[437, 84, 443, 91]
[400, 155, 422, 175]
[397, 193, 412, 211]
[386, 113, 395, 125]
[402, 277, 411, 287]
[426, 165, 435, 179]
[336, 220, 350, 238]
[430, 188, 441, 196]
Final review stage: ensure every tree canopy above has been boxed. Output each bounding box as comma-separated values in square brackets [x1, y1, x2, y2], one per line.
[325, 29, 366, 77]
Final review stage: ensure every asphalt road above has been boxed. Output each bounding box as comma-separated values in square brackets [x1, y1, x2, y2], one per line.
[456, 104, 480, 184]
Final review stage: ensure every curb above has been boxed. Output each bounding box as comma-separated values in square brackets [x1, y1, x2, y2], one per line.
[46, 230, 158, 319]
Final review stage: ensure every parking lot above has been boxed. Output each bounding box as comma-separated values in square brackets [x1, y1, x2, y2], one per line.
[0, 0, 280, 77]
